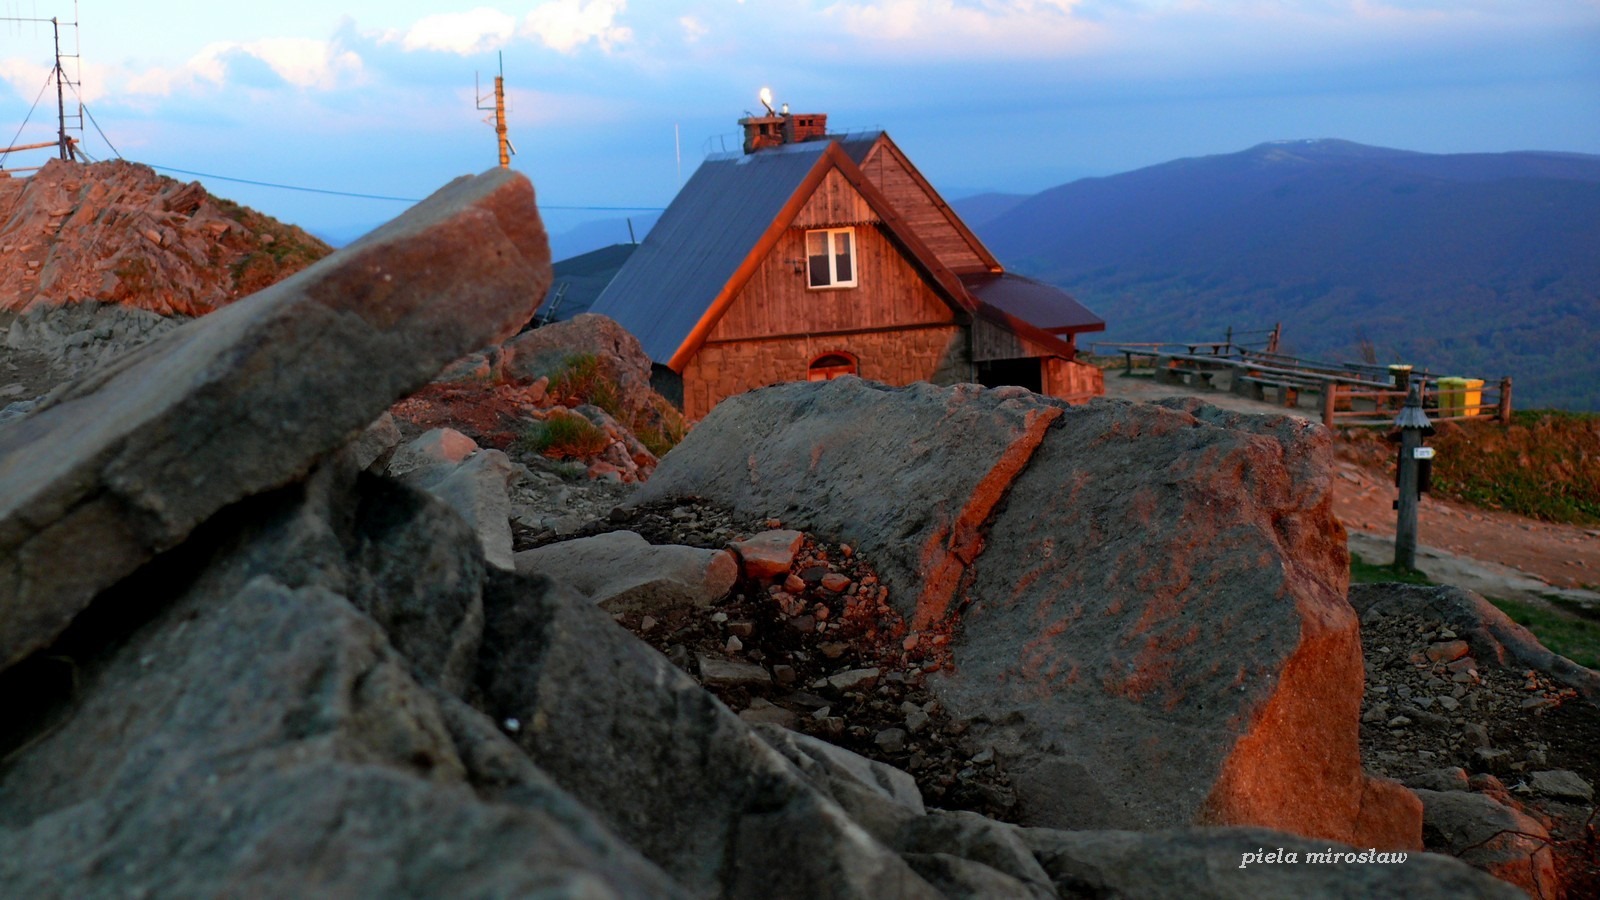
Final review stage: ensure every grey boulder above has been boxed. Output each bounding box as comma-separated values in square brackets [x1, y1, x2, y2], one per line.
[514, 529, 738, 613]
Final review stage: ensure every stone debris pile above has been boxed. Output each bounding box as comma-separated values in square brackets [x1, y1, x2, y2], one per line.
[1353, 583, 1600, 896]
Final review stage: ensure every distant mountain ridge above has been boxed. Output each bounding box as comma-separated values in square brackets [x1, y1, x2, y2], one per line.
[959, 140, 1600, 410]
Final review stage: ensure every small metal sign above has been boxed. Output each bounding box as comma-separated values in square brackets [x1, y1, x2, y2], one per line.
[1414, 447, 1435, 460]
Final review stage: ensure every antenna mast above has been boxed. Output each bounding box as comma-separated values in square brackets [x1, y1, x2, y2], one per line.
[2, 4, 85, 165]
[475, 52, 514, 169]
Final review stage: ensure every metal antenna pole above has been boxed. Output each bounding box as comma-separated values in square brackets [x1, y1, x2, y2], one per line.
[494, 72, 509, 168]
[476, 52, 513, 169]
[52, 17, 69, 159]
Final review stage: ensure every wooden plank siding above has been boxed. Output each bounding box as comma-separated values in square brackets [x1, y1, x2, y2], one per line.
[793, 169, 878, 228]
[858, 143, 992, 274]
[706, 223, 960, 343]
[971, 317, 1066, 362]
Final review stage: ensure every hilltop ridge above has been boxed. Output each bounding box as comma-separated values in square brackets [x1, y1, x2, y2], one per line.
[0, 158, 330, 317]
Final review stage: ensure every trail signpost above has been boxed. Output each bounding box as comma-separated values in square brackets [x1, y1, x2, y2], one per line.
[1392, 384, 1434, 570]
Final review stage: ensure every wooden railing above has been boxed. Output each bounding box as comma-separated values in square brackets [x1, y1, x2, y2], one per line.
[1321, 378, 1512, 428]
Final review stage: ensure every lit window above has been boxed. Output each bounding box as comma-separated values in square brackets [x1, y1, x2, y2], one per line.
[806, 228, 856, 289]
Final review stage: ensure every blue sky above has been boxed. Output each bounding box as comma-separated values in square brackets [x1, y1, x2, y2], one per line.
[3, 1, 1597, 246]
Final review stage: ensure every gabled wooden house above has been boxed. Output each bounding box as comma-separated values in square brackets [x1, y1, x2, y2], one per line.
[588, 111, 1105, 419]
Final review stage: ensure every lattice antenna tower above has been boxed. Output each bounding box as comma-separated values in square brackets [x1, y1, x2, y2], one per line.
[2, 0, 85, 163]
[475, 51, 516, 169]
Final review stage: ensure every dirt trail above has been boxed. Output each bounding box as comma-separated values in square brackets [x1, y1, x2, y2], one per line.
[1102, 372, 1600, 605]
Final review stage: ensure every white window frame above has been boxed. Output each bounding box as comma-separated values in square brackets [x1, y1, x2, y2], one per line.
[805, 227, 857, 290]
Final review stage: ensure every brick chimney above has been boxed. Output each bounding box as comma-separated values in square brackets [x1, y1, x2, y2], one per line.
[739, 111, 829, 154]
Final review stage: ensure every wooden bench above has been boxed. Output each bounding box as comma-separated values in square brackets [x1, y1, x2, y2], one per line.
[1232, 374, 1325, 407]
[1157, 365, 1216, 388]
[1156, 355, 1223, 388]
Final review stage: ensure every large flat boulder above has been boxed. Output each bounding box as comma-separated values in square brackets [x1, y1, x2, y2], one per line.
[639, 377, 1420, 847]
[0, 167, 550, 669]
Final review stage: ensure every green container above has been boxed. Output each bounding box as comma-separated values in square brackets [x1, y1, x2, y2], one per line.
[1437, 377, 1483, 417]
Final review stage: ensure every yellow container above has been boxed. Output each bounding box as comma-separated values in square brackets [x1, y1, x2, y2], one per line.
[1437, 377, 1484, 417]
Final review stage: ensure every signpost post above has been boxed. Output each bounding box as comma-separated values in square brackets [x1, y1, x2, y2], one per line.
[1393, 384, 1433, 571]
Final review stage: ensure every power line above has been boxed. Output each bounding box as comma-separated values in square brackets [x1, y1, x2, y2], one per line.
[0, 70, 52, 167]
[140, 164, 664, 212]
[145, 164, 424, 203]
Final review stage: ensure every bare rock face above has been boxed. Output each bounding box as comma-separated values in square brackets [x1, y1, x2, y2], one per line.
[0, 158, 330, 317]
[640, 377, 1420, 848]
[1413, 789, 1560, 899]
[0, 166, 551, 669]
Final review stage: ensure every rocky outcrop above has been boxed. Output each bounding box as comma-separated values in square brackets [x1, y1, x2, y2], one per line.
[1350, 583, 1600, 704]
[639, 377, 1419, 847]
[4, 299, 188, 377]
[0, 158, 329, 317]
[393, 313, 682, 485]
[0, 173, 1523, 895]
[0, 166, 550, 669]
[502, 313, 654, 416]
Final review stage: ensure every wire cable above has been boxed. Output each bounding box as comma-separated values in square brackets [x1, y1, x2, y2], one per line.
[70, 89, 122, 160]
[140, 164, 664, 211]
[0, 70, 53, 167]
[145, 164, 424, 202]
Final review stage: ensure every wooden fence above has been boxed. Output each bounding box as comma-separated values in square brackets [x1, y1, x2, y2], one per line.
[1322, 378, 1513, 429]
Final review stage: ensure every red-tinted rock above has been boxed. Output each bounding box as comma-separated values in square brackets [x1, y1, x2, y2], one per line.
[733, 529, 805, 580]
[821, 573, 853, 593]
[641, 378, 1420, 849]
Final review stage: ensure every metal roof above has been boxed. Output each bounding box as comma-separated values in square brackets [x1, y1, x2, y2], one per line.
[961, 272, 1106, 335]
[590, 135, 882, 366]
[534, 242, 638, 325]
[590, 129, 1101, 369]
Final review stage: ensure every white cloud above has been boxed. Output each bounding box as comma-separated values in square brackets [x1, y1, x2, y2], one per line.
[43, 38, 365, 103]
[522, 0, 633, 53]
[0, 58, 53, 103]
[819, 0, 1093, 55]
[680, 15, 710, 43]
[224, 38, 364, 89]
[401, 8, 519, 55]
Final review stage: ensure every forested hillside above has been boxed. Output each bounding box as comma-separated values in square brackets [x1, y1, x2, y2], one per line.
[962, 141, 1600, 410]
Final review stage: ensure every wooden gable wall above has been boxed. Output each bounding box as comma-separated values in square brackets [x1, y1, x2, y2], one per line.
[705, 171, 959, 343]
[858, 143, 992, 274]
[794, 169, 877, 227]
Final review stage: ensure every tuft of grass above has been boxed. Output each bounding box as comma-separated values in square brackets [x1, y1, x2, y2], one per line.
[1427, 410, 1600, 525]
[1350, 557, 1435, 585]
[549, 353, 623, 420]
[515, 412, 610, 460]
[544, 353, 688, 459]
[1486, 596, 1600, 670]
